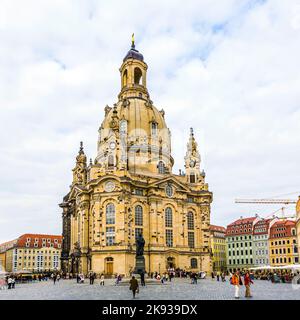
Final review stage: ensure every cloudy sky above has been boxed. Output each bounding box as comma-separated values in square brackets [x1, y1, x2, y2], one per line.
[1, 0, 300, 243]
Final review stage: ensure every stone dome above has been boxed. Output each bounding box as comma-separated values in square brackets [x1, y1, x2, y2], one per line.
[96, 98, 173, 175]
[123, 46, 144, 62]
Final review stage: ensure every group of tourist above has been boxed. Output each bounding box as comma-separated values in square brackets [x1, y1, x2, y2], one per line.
[211, 271, 227, 282]
[0, 275, 16, 290]
[229, 270, 254, 299]
[252, 270, 299, 283]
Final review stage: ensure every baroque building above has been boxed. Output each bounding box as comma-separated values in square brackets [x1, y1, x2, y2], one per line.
[209, 225, 227, 272]
[60, 39, 213, 276]
[0, 234, 62, 272]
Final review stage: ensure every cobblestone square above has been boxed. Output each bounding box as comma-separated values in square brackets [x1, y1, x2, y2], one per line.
[1, 278, 300, 300]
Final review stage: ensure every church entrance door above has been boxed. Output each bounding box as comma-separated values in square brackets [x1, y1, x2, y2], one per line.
[105, 257, 114, 275]
[167, 257, 175, 269]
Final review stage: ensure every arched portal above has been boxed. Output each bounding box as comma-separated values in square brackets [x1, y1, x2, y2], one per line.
[167, 256, 175, 269]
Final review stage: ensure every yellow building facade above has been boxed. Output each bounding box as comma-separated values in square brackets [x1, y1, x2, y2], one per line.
[269, 220, 298, 267]
[209, 225, 226, 271]
[60, 39, 213, 276]
[0, 252, 6, 271]
[296, 196, 300, 261]
[0, 234, 62, 273]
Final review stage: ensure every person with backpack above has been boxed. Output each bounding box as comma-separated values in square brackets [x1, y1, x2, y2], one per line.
[231, 270, 242, 299]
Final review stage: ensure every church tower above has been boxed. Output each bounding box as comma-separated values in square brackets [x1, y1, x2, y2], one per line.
[60, 37, 213, 276]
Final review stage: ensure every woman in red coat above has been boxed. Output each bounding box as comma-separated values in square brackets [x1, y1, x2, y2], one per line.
[244, 271, 254, 298]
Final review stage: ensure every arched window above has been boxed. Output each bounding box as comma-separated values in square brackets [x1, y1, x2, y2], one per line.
[122, 69, 128, 87]
[165, 207, 173, 228]
[106, 203, 115, 224]
[158, 161, 165, 174]
[108, 155, 114, 168]
[187, 212, 194, 230]
[135, 205, 143, 226]
[151, 122, 158, 136]
[134, 67, 142, 85]
[119, 120, 127, 135]
[191, 258, 197, 268]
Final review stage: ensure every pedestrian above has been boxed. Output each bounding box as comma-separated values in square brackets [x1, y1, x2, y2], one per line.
[89, 272, 95, 285]
[7, 276, 12, 289]
[0, 278, 6, 290]
[53, 274, 57, 285]
[100, 274, 105, 286]
[11, 277, 15, 289]
[129, 276, 139, 299]
[231, 271, 242, 299]
[211, 272, 215, 280]
[244, 271, 253, 298]
[221, 272, 226, 282]
[140, 272, 145, 286]
[217, 272, 220, 281]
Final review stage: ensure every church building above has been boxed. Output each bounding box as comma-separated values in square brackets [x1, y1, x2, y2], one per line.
[59, 38, 213, 276]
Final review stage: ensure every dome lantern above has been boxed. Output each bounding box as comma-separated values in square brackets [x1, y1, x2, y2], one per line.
[119, 35, 148, 100]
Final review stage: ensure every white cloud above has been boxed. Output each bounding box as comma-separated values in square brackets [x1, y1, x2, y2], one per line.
[0, 0, 300, 243]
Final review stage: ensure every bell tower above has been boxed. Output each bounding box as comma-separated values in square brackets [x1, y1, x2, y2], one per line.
[118, 34, 149, 100]
[184, 128, 201, 184]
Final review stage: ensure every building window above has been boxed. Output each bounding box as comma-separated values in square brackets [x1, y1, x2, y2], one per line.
[135, 189, 143, 196]
[187, 212, 194, 230]
[106, 227, 115, 246]
[188, 232, 195, 248]
[122, 69, 128, 87]
[165, 184, 173, 197]
[108, 155, 114, 168]
[191, 258, 197, 268]
[135, 205, 143, 226]
[134, 67, 142, 85]
[158, 161, 165, 174]
[165, 207, 173, 227]
[166, 229, 173, 247]
[187, 197, 194, 203]
[106, 203, 115, 225]
[151, 122, 158, 136]
[190, 173, 196, 183]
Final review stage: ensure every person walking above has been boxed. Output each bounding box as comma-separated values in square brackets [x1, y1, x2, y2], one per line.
[140, 272, 145, 286]
[53, 274, 57, 285]
[129, 276, 139, 299]
[231, 271, 241, 299]
[89, 272, 95, 285]
[11, 277, 15, 289]
[7, 276, 12, 289]
[244, 271, 253, 298]
[100, 274, 105, 286]
[217, 272, 220, 282]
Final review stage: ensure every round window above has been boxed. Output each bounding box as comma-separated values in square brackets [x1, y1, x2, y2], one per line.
[104, 181, 115, 192]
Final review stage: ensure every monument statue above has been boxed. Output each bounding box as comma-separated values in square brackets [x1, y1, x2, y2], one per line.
[136, 233, 145, 256]
[134, 233, 145, 274]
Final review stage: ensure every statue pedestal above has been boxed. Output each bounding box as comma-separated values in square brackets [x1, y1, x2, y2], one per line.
[134, 255, 145, 274]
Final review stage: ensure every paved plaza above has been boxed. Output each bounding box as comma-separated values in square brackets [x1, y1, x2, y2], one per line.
[0, 278, 300, 300]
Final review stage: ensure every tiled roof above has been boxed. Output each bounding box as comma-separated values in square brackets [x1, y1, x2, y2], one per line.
[227, 217, 256, 227]
[16, 234, 62, 249]
[226, 217, 257, 236]
[209, 225, 226, 233]
[269, 220, 296, 238]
